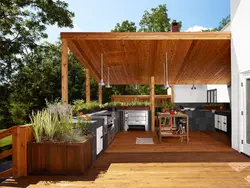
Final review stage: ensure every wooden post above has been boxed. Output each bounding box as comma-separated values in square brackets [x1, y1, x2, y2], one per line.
[150, 76, 155, 131]
[12, 125, 33, 178]
[61, 39, 68, 104]
[171, 85, 175, 103]
[86, 69, 90, 103]
[98, 85, 102, 104]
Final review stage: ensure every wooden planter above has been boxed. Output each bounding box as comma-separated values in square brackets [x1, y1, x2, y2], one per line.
[118, 106, 150, 110]
[27, 137, 93, 175]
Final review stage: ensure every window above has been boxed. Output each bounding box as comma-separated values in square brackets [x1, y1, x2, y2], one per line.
[207, 89, 217, 103]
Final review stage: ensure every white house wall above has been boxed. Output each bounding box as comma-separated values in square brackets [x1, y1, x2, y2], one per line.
[174, 85, 207, 103]
[231, 0, 250, 151]
[207, 85, 230, 103]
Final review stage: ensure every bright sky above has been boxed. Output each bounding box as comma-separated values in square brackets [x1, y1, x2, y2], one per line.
[46, 0, 230, 43]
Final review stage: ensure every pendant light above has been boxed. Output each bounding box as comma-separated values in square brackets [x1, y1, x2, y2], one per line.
[191, 83, 196, 90]
[106, 67, 112, 88]
[164, 52, 170, 90]
[98, 53, 105, 86]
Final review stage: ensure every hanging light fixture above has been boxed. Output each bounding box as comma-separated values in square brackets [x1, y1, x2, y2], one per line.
[191, 83, 196, 90]
[98, 53, 105, 86]
[106, 67, 112, 88]
[164, 52, 170, 90]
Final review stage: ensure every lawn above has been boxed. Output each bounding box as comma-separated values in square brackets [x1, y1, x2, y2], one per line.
[0, 129, 12, 147]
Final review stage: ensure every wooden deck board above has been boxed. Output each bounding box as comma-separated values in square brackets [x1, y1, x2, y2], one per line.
[1, 131, 250, 187]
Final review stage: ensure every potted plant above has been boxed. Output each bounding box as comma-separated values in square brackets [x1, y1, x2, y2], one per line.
[119, 100, 150, 110]
[28, 102, 93, 175]
[73, 100, 102, 115]
[161, 101, 176, 114]
[168, 102, 176, 114]
[162, 102, 169, 113]
[107, 101, 122, 111]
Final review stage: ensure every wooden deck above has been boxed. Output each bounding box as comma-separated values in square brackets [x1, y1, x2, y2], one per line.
[2, 131, 250, 187]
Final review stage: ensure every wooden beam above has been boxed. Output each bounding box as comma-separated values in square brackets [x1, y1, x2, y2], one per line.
[86, 69, 90, 103]
[150, 76, 155, 132]
[171, 85, 175, 103]
[98, 85, 102, 105]
[61, 38, 68, 104]
[0, 126, 16, 139]
[0, 168, 13, 179]
[0, 149, 12, 160]
[61, 32, 231, 40]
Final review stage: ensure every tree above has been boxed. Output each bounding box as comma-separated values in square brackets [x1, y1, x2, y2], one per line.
[139, 4, 171, 32]
[0, 0, 74, 82]
[0, 0, 74, 128]
[215, 15, 230, 31]
[111, 20, 137, 32]
[8, 42, 87, 126]
[203, 15, 230, 32]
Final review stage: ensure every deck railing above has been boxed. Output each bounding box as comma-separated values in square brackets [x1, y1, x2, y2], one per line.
[0, 125, 33, 179]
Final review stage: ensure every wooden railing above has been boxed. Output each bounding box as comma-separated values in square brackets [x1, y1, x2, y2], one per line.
[0, 125, 33, 179]
[112, 95, 172, 107]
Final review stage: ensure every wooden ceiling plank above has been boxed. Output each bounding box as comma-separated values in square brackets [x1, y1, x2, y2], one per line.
[68, 40, 100, 82]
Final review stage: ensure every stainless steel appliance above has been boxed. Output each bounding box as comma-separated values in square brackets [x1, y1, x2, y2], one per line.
[124, 110, 149, 131]
[91, 111, 115, 145]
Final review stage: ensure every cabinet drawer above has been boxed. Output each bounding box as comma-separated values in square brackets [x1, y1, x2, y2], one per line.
[128, 113, 146, 117]
[128, 116, 146, 121]
[128, 120, 146, 125]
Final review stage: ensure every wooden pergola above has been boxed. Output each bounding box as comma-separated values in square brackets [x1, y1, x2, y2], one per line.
[60, 32, 231, 130]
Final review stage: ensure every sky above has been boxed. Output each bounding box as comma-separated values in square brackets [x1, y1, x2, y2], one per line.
[46, 0, 230, 43]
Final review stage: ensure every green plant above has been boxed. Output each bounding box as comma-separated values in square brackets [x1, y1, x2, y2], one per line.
[73, 100, 100, 114]
[108, 101, 123, 107]
[61, 129, 89, 143]
[42, 109, 59, 141]
[125, 100, 150, 107]
[72, 99, 85, 113]
[46, 100, 73, 135]
[75, 113, 91, 136]
[29, 110, 45, 143]
[162, 101, 175, 109]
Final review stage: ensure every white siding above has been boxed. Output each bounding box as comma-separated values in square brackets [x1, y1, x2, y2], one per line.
[231, 0, 250, 151]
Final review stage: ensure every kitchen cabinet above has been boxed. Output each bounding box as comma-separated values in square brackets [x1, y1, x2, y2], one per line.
[214, 114, 228, 132]
[96, 126, 103, 155]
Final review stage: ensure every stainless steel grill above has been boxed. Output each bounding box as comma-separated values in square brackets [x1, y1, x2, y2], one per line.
[124, 110, 149, 131]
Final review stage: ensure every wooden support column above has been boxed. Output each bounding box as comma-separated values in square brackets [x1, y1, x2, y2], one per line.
[171, 85, 175, 103]
[86, 69, 90, 103]
[12, 125, 33, 178]
[150, 76, 155, 131]
[98, 85, 102, 104]
[61, 38, 68, 104]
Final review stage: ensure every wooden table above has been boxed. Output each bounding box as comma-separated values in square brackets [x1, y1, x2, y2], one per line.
[157, 112, 189, 143]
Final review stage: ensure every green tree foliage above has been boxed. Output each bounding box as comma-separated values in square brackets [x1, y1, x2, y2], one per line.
[215, 15, 230, 31]
[0, 0, 74, 82]
[111, 20, 137, 32]
[0, 0, 74, 128]
[139, 4, 171, 32]
[203, 15, 230, 32]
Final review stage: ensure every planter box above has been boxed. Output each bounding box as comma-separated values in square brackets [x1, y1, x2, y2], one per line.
[27, 137, 93, 175]
[118, 106, 150, 110]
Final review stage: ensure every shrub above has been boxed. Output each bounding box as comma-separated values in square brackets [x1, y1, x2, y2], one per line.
[30, 102, 90, 143]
